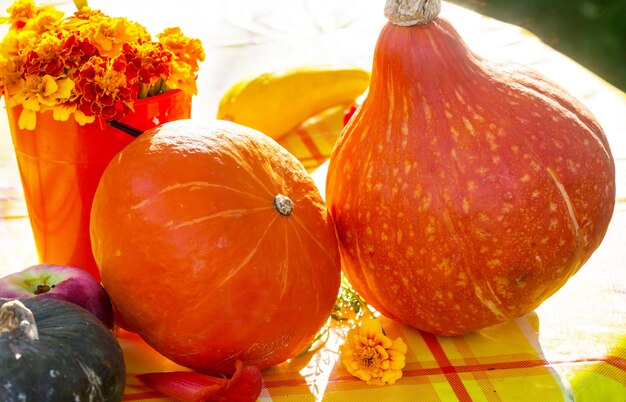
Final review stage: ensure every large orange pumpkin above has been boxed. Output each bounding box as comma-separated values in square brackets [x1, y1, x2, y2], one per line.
[325, 0, 615, 336]
[90, 119, 341, 374]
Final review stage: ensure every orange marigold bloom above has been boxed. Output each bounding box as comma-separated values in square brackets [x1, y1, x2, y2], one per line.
[78, 14, 151, 57]
[75, 55, 137, 121]
[340, 318, 407, 386]
[23, 32, 65, 77]
[122, 41, 172, 88]
[1, 0, 62, 30]
[60, 33, 98, 70]
[157, 27, 204, 95]
[157, 27, 205, 71]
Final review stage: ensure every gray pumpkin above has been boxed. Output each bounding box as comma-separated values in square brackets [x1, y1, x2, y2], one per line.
[0, 297, 125, 401]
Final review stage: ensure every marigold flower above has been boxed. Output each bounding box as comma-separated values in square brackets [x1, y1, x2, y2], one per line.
[122, 41, 172, 91]
[157, 27, 205, 71]
[7, 74, 74, 129]
[77, 14, 150, 57]
[157, 27, 205, 95]
[0, 0, 60, 30]
[60, 33, 98, 70]
[340, 318, 407, 386]
[74, 55, 137, 121]
[23, 33, 65, 77]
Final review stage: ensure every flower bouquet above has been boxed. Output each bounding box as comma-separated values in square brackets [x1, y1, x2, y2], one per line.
[0, 0, 205, 279]
[0, 0, 204, 129]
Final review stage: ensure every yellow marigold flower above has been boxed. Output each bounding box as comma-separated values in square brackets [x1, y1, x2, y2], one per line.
[340, 318, 408, 386]
[73, 108, 95, 125]
[1, 0, 37, 26]
[156, 28, 204, 96]
[17, 108, 37, 130]
[0, 26, 35, 57]
[167, 60, 198, 95]
[52, 103, 75, 121]
[83, 16, 150, 57]
[40, 74, 74, 105]
[8, 74, 74, 129]
[21, 7, 61, 33]
[157, 27, 205, 70]
[64, 7, 105, 28]
[1, 0, 62, 30]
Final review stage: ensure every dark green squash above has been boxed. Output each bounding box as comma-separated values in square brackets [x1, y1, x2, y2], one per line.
[0, 298, 125, 401]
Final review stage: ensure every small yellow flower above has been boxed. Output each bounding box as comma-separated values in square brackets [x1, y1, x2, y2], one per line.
[8, 74, 75, 129]
[85, 17, 150, 56]
[157, 27, 205, 96]
[21, 7, 61, 33]
[157, 27, 205, 71]
[1, 0, 62, 30]
[340, 318, 408, 386]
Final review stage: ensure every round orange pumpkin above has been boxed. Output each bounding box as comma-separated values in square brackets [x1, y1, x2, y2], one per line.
[90, 119, 341, 374]
[325, 0, 615, 335]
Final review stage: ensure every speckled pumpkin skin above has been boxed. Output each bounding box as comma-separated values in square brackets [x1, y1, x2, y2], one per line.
[326, 18, 615, 336]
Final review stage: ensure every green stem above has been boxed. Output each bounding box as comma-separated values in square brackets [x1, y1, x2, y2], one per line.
[73, 0, 89, 10]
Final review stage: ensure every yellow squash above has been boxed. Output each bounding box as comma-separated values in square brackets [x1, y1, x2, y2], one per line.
[217, 65, 370, 139]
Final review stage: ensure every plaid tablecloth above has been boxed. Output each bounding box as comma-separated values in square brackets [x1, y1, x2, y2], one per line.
[0, 0, 624, 401]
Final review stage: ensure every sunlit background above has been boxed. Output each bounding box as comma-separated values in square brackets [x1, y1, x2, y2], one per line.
[448, 0, 626, 91]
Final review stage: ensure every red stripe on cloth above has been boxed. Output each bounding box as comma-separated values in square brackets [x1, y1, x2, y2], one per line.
[295, 125, 327, 163]
[606, 355, 626, 371]
[420, 331, 473, 402]
[125, 356, 625, 399]
[403, 359, 548, 376]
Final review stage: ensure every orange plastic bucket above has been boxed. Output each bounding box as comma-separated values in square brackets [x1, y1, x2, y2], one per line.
[7, 89, 192, 280]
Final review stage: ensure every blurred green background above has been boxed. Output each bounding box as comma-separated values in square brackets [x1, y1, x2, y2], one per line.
[448, 0, 626, 92]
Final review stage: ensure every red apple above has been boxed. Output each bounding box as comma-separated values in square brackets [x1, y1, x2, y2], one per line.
[0, 264, 114, 329]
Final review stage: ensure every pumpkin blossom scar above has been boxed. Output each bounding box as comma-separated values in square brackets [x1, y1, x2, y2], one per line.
[340, 317, 407, 385]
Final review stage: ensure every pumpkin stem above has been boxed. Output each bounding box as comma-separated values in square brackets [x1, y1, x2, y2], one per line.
[0, 300, 39, 341]
[384, 0, 441, 26]
[274, 194, 294, 216]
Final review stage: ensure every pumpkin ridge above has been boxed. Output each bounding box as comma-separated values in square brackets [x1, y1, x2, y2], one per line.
[417, 121, 514, 328]
[211, 214, 280, 290]
[216, 133, 277, 199]
[486, 64, 613, 164]
[459, 109, 586, 318]
[75, 358, 105, 400]
[544, 168, 580, 240]
[341, 229, 391, 319]
[164, 206, 274, 231]
[482, 68, 612, 256]
[157, 181, 268, 202]
[290, 214, 339, 269]
[435, 184, 513, 327]
[355, 238, 387, 310]
[283, 221, 321, 310]
[490, 61, 610, 153]
[543, 167, 587, 285]
[277, 222, 290, 300]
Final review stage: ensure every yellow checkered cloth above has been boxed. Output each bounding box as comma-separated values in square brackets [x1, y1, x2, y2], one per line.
[277, 104, 350, 173]
[120, 113, 626, 401]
